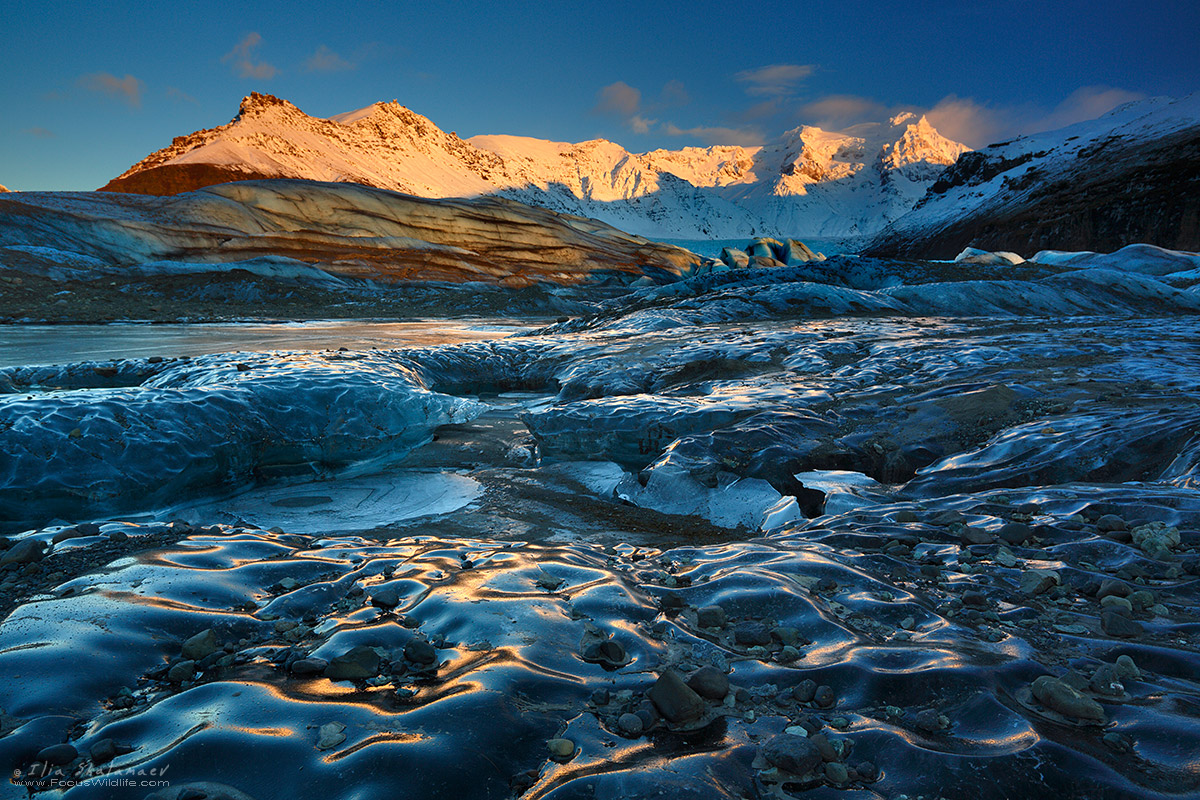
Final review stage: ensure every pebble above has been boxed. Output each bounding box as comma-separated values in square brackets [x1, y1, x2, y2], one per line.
[581, 638, 627, 668]
[617, 712, 643, 736]
[647, 669, 706, 723]
[734, 622, 772, 646]
[810, 733, 838, 761]
[1115, 654, 1140, 680]
[290, 658, 328, 675]
[1100, 611, 1143, 638]
[771, 626, 801, 645]
[999, 522, 1033, 545]
[794, 679, 817, 703]
[762, 734, 822, 775]
[1096, 514, 1127, 533]
[547, 738, 575, 759]
[914, 709, 946, 732]
[35, 743, 77, 765]
[1019, 569, 1059, 596]
[1100, 595, 1133, 614]
[686, 666, 729, 700]
[182, 629, 219, 661]
[1031, 675, 1105, 722]
[933, 510, 966, 526]
[696, 605, 727, 628]
[814, 685, 836, 708]
[960, 527, 993, 545]
[534, 571, 563, 591]
[1131, 522, 1180, 559]
[1, 539, 46, 565]
[89, 738, 118, 764]
[167, 660, 196, 683]
[404, 639, 438, 666]
[780, 645, 801, 661]
[370, 588, 400, 610]
[324, 646, 381, 680]
[1090, 663, 1125, 696]
[316, 721, 346, 750]
[1097, 579, 1130, 599]
[825, 761, 849, 785]
[1102, 732, 1133, 753]
[962, 590, 987, 607]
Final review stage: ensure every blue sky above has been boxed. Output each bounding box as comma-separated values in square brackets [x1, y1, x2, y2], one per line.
[2, 0, 1197, 191]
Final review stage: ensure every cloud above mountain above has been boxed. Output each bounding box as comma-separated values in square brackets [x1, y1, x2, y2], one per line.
[789, 86, 1147, 148]
[304, 45, 355, 73]
[223, 33, 278, 80]
[735, 64, 815, 97]
[77, 73, 144, 108]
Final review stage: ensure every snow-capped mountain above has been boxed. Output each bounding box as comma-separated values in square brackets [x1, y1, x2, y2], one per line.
[101, 93, 968, 239]
[866, 94, 1200, 258]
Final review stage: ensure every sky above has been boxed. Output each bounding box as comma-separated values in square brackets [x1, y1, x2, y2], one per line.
[2, 0, 1197, 191]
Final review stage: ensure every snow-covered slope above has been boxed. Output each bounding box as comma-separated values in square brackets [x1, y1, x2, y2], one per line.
[102, 93, 968, 240]
[866, 94, 1200, 258]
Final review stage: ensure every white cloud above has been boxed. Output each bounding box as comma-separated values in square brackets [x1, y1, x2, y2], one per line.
[927, 85, 1146, 147]
[663, 122, 764, 146]
[222, 33, 278, 80]
[165, 86, 198, 104]
[797, 95, 891, 129]
[595, 81, 641, 116]
[1035, 86, 1145, 132]
[923, 96, 1004, 146]
[659, 79, 689, 107]
[789, 86, 1148, 148]
[629, 114, 656, 134]
[734, 64, 815, 97]
[304, 45, 354, 73]
[77, 73, 144, 107]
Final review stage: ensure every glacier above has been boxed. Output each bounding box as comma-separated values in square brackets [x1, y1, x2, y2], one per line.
[1, 245, 1200, 800]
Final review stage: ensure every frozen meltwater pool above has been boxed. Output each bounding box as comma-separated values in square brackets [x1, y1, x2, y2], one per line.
[0, 318, 537, 368]
[170, 470, 484, 534]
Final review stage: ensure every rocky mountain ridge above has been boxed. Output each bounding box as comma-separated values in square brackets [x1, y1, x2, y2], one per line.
[100, 93, 969, 239]
[865, 94, 1200, 257]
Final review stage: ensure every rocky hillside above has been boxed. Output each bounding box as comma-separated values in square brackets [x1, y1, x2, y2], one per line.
[865, 94, 1200, 258]
[100, 93, 968, 239]
[0, 179, 699, 286]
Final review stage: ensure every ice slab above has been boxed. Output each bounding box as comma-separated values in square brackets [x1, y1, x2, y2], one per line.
[171, 470, 482, 533]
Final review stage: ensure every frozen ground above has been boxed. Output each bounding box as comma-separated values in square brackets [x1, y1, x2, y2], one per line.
[1, 250, 1199, 799]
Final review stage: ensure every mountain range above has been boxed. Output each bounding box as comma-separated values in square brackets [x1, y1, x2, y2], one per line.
[865, 93, 1200, 257]
[99, 93, 968, 240]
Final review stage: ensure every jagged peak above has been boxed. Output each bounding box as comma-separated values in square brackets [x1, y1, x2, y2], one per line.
[236, 92, 305, 119]
[888, 111, 920, 127]
[0, 183, 9, 193]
